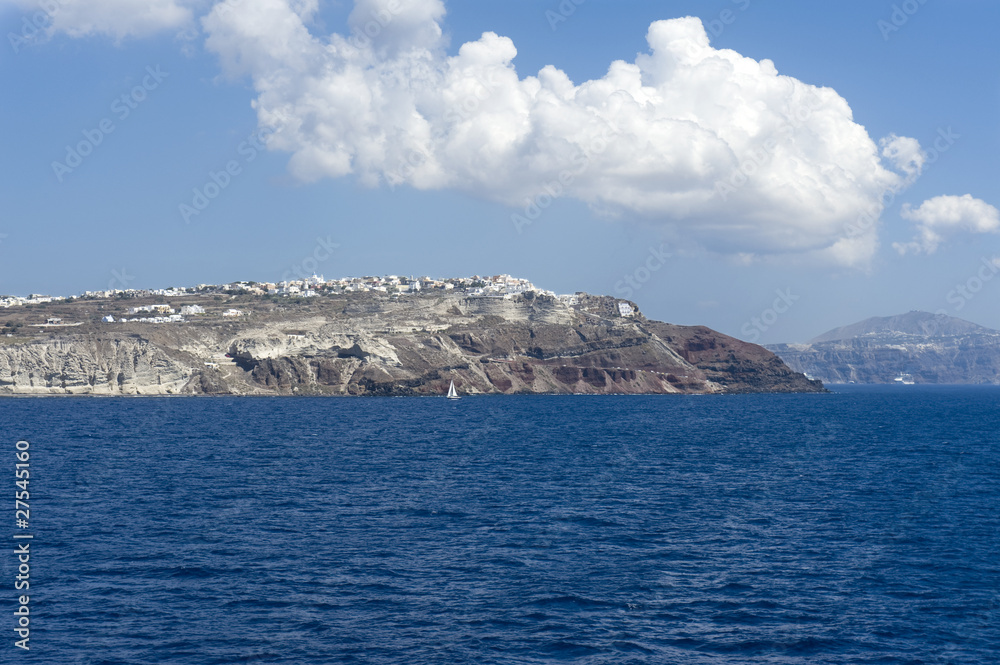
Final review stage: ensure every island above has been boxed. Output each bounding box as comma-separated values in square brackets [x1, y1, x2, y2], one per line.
[0, 274, 824, 396]
[766, 310, 1000, 384]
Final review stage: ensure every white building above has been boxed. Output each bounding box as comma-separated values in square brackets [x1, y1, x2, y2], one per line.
[128, 304, 174, 315]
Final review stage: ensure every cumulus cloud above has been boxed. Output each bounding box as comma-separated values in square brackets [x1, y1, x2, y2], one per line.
[2, 0, 194, 40]
[13, 0, 924, 266]
[200, 0, 924, 267]
[894, 194, 1000, 255]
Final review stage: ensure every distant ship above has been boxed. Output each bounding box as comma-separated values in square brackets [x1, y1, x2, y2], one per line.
[446, 380, 461, 399]
[894, 373, 915, 385]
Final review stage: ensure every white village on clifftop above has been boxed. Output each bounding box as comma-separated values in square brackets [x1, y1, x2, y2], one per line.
[0, 274, 634, 325]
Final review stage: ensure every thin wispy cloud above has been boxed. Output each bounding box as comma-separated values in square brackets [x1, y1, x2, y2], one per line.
[2, 0, 195, 39]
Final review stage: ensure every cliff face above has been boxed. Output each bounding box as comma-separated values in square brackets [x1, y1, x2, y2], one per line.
[0, 292, 823, 396]
[0, 337, 191, 395]
[766, 311, 1000, 384]
[769, 337, 1000, 385]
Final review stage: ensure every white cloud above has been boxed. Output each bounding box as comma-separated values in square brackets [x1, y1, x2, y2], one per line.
[14, 0, 924, 267]
[348, 0, 443, 56]
[2, 0, 195, 40]
[894, 194, 1000, 255]
[880, 134, 925, 185]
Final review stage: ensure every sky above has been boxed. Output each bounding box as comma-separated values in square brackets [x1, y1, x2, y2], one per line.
[1, 0, 998, 343]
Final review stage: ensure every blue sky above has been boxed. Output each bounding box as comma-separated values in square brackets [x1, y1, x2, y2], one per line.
[1, 0, 998, 343]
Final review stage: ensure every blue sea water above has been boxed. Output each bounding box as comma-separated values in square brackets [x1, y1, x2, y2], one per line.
[2, 386, 999, 664]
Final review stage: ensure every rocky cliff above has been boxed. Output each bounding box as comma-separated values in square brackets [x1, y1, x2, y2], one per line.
[0, 291, 823, 396]
[766, 311, 1000, 384]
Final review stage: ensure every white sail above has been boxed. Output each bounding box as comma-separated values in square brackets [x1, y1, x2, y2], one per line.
[447, 380, 460, 399]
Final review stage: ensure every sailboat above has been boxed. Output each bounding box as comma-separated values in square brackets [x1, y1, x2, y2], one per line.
[446, 380, 461, 400]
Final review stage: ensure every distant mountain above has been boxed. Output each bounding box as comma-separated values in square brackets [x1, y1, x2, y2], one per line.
[809, 311, 994, 344]
[766, 311, 1000, 384]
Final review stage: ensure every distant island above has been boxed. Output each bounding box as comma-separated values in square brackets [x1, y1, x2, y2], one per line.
[767, 310, 1000, 384]
[0, 274, 823, 396]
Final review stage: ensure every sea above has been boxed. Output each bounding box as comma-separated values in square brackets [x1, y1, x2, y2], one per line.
[2, 385, 999, 664]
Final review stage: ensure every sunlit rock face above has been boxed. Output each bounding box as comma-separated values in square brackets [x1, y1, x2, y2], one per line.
[0, 291, 821, 396]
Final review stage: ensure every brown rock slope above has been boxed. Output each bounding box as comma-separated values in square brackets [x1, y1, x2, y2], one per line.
[222, 293, 823, 396]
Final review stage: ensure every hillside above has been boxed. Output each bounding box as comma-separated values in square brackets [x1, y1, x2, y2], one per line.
[767, 311, 1000, 384]
[0, 289, 822, 396]
[808, 311, 993, 344]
